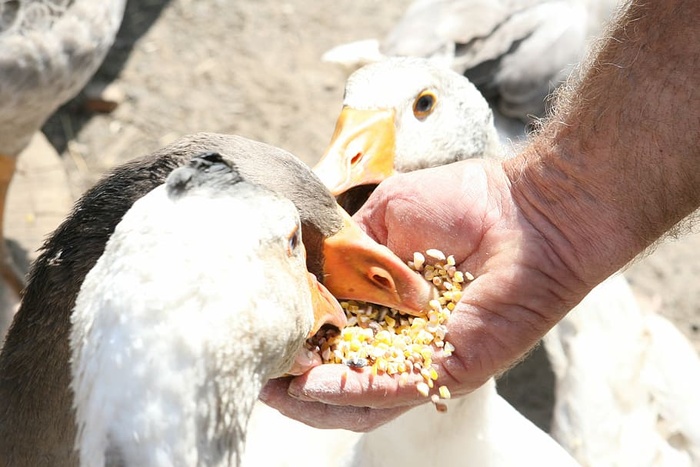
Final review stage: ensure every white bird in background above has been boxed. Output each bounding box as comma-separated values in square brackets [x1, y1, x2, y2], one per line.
[546, 274, 700, 467]
[311, 57, 700, 466]
[0, 0, 126, 334]
[70, 152, 341, 466]
[322, 0, 621, 142]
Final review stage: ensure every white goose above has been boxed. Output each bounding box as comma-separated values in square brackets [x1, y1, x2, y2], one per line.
[70, 152, 340, 465]
[311, 57, 700, 466]
[0, 0, 126, 332]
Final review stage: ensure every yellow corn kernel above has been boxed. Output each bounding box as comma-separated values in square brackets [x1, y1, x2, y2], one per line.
[429, 367, 439, 380]
[439, 385, 451, 399]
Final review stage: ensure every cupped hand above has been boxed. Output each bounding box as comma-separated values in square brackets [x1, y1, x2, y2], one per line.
[261, 158, 587, 431]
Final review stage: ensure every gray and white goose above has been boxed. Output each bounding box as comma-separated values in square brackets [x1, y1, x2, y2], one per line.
[70, 152, 334, 466]
[0, 133, 433, 465]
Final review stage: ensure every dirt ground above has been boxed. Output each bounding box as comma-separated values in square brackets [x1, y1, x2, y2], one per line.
[18, 0, 699, 432]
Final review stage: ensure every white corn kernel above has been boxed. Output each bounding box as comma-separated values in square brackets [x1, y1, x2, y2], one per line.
[426, 249, 446, 261]
[416, 382, 430, 397]
[413, 252, 425, 271]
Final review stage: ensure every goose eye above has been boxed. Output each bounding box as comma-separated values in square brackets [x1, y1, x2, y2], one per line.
[286, 225, 301, 256]
[413, 91, 437, 119]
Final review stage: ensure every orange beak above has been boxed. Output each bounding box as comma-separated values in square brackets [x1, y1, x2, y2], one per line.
[313, 106, 397, 196]
[322, 207, 434, 316]
[306, 271, 346, 337]
[286, 263, 347, 377]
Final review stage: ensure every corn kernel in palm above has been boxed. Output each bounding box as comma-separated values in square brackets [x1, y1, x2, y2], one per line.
[416, 382, 430, 397]
[439, 385, 451, 399]
[426, 249, 446, 261]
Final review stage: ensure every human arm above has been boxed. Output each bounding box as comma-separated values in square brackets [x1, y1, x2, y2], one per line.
[261, 0, 700, 431]
[508, 0, 700, 288]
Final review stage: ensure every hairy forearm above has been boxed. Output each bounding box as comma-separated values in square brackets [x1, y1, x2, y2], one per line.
[505, 0, 700, 288]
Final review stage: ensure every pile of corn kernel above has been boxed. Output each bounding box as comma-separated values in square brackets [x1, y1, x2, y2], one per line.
[308, 249, 474, 411]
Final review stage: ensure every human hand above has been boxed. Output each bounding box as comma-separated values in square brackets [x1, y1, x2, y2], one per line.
[261, 158, 589, 431]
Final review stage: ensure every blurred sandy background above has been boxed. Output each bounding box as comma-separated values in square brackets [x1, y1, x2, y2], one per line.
[6, 0, 698, 431]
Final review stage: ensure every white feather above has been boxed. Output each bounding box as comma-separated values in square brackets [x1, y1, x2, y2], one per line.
[70, 174, 314, 466]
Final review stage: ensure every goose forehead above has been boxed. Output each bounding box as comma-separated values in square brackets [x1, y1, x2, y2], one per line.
[344, 61, 444, 109]
[119, 184, 300, 256]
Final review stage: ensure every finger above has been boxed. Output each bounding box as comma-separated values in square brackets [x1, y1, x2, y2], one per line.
[284, 363, 441, 408]
[260, 377, 411, 432]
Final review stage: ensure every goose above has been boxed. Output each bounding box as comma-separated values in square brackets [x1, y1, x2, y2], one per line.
[69, 152, 343, 466]
[321, 0, 620, 140]
[0, 0, 126, 330]
[311, 57, 700, 466]
[0, 133, 433, 465]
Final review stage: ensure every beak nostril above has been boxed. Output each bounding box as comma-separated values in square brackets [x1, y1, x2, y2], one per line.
[367, 266, 397, 292]
[371, 273, 393, 290]
[350, 152, 363, 166]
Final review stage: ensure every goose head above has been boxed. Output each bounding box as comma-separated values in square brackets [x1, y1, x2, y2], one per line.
[70, 153, 333, 465]
[313, 57, 500, 212]
[148, 134, 433, 315]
